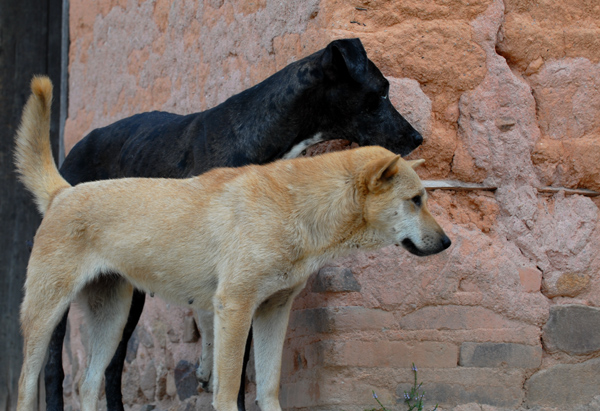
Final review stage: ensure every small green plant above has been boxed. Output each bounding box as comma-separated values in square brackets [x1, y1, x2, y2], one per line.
[368, 363, 437, 411]
[368, 390, 389, 411]
[402, 364, 438, 411]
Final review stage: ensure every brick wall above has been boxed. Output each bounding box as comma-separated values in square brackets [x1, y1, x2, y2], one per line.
[62, 0, 600, 410]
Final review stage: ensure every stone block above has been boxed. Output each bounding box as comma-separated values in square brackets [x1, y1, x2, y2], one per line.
[555, 272, 591, 297]
[174, 360, 197, 400]
[166, 371, 176, 398]
[288, 306, 396, 337]
[138, 326, 154, 348]
[140, 360, 157, 401]
[122, 362, 141, 404]
[399, 306, 522, 331]
[182, 315, 199, 343]
[156, 367, 168, 400]
[312, 266, 360, 293]
[281, 369, 398, 410]
[126, 328, 139, 363]
[459, 342, 542, 368]
[409, 383, 521, 408]
[396, 368, 525, 409]
[176, 398, 197, 411]
[326, 306, 395, 333]
[543, 304, 600, 355]
[288, 308, 332, 336]
[167, 327, 179, 343]
[525, 358, 600, 408]
[324, 340, 458, 368]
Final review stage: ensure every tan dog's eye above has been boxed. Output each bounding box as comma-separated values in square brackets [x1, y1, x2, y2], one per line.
[411, 195, 422, 207]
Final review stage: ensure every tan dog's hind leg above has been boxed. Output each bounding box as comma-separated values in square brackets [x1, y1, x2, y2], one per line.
[253, 286, 304, 411]
[212, 291, 255, 411]
[78, 276, 133, 411]
[194, 309, 215, 392]
[18, 272, 73, 411]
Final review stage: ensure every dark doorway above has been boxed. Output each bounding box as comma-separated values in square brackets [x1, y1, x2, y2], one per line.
[0, 0, 68, 410]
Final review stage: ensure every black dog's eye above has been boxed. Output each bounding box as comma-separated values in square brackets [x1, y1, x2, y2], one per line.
[411, 195, 422, 207]
[364, 93, 381, 112]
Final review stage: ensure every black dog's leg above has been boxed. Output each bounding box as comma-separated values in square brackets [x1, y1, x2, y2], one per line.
[105, 289, 146, 411]
[237, 326, 252, 411]
[45, 309, 69, 411]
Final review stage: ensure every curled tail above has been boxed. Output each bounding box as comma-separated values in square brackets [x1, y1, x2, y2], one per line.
[14, 76, 70, 215]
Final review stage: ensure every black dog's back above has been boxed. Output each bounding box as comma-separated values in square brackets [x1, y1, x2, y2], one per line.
[61, 111, 199, 183]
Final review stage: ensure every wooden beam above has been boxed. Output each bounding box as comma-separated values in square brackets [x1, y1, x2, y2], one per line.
[422, 180, 600, 198]
[538, 187, 600, 197]
[422, 180, 497, 191]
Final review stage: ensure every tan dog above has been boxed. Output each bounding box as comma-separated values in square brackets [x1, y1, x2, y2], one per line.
[15, 77, 451, 411]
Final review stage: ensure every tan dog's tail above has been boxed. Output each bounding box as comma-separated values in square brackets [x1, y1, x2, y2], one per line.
[14, 76, 70, 215]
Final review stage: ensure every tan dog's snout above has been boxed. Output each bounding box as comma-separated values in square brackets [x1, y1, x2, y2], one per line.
[397, 205, 451, 256]
[400, 230, 451, 257]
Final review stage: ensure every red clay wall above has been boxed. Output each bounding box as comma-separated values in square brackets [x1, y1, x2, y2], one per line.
[62, 1, 600, 410]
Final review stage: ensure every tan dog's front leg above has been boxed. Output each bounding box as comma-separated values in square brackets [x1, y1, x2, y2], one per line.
[212, 293, 254, 411]
[252, 286, 304, 411]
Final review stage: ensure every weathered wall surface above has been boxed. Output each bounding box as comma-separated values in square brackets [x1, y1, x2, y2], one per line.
[62, 0, 600, 410]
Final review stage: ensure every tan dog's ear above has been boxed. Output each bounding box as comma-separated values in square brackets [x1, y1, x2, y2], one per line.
[366, 155, 401, 193]
[408, 159, 425, 169]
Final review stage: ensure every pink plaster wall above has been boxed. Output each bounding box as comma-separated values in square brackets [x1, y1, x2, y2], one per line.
[62, 0, 600, 410]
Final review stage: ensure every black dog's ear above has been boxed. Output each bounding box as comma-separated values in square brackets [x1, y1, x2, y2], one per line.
[321, 38, 368, 83]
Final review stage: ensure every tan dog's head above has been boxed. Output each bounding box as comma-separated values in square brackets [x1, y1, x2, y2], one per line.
[362, 152, 451, 256]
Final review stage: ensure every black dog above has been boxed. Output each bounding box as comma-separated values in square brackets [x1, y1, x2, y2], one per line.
[45, 38, 423, 411]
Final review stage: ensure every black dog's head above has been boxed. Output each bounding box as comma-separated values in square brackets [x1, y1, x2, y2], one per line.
[312, 39, 423, 157]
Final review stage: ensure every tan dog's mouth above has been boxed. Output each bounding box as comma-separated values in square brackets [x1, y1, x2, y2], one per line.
[399, 237, 452, 257]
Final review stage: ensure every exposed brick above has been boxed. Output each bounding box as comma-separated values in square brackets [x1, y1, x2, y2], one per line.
[324, 340, 458, 368]
[459, 342, 542, 368]
[312, 266, 361, 293]
[518, 267, 542, 293]
[525, 358, 600, 408]
[399, 306, 525, 331]
[543, 304, 600, 355]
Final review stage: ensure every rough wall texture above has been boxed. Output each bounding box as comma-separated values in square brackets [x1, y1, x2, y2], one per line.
[62, 0, 600, 410]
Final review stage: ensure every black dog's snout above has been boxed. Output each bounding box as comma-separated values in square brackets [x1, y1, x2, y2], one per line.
[411, 130, 423, 148]
[440, 235, 452, 250]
